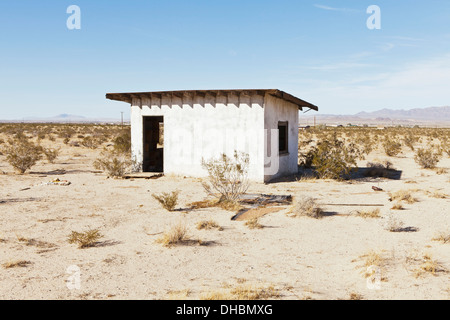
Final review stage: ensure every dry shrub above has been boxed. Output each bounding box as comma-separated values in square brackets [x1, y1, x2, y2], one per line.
[289, 196, 323, 219]
[2, 137, 43, 173]
[112, 129, 131, 154]
[384, 214, 405, 232]
[81, 136, 100, 149]
[300, 133, 362, 179]
[152, 191, 180, 211]
[42, 147, 60, 164]
[156, 222, 189, 247]
[201, 151, 250, 203]
[407, 253, 448, 278]
[432, 232, 450, 244]
[403, 133, 418, 151]
[414, 147, 442, 169]
[391, 202, 404, 210]
[245, 217, 264, 229]
[3, 260, 32, 269]
[356, 208, 381, 219]
[383, 138, 402, 157]
[196, 220, 223, 231]
[94, 151, 131, 178]
[355, 250, 388, 279]
[201, 283, 279, 300]
[68, 229, 103, 249]
[389, 189, 418, 204]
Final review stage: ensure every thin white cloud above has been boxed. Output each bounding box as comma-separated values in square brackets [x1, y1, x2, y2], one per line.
[304, 62, 372, 71]
[314, 4, 360, 13]
[302, 54, 450, 112]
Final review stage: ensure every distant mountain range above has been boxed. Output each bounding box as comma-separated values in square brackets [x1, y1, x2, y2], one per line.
[2, 106, 450, 126]
[301, 106, 450, 126]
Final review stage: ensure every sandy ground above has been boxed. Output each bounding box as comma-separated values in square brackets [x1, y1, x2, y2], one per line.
[0, 137, 449, 300]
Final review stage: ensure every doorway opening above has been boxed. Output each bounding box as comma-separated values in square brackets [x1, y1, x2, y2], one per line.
[143, 116, 164, 172]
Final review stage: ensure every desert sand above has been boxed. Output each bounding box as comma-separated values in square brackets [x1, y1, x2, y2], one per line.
[0, 128, 449, 300]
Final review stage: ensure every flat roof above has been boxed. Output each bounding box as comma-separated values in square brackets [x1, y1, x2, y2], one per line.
[106, 89, 318, 111]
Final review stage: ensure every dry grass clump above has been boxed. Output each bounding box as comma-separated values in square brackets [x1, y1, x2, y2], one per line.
[432, 232, 450, 244]
[356, 208, 381, 219]
[2, 260, 32, 269]
[348, 292, 364, 300]
[196, 219, 223, 231]
[245, 217, 264, 229]
[152, 191, 180, 212]
[406, 253, 448, 278]
[289, 196, 323, 219]
[354, 250, 388, 280]
[67, 228, 103, 249]
[425, 190, 448, 199]
[165, 289, 191, 300]
[201, 283, 280, 300]
[156, 222, 189, 247]
[389, 189, 418, 204]
[390, 202, 404, 210]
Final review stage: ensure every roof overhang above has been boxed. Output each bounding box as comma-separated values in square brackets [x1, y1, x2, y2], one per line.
[106, 89, 318, 111]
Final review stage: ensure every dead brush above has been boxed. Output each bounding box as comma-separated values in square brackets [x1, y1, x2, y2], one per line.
[93, 150, 131, 178]
[2, 260, 32, 269]
[245, 217, 264, 229]
[390, 202, 404, 210]
[201, 283, 280, 300]
[414, 147, 442, 169]
[288, 196, 323, 219]
[406, 252, 448, 278]
[432, 232, 450, 244]
[355, 208, 381, 219]
[156, 222, 189, 247]
[152, 190, 180, 211]
[68, 228, 103, 249]
[354, 250, 388, 280]
[196, 219, 223, 231]
[389, 189, 418, 204]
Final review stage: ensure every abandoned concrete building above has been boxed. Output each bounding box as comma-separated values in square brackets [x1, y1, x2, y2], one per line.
[106, 89, 318, 182]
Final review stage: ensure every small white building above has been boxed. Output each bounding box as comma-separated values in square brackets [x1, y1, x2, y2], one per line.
[106, 89, 318, 182]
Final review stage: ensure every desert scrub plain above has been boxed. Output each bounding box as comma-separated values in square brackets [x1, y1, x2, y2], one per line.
[0, 123, 449, 300]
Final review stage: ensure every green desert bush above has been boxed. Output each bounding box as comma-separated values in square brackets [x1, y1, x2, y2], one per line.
[382, 138, 402, 157]
[300, 133, 362, 179]
[201, 151, 250, 203]
[2, 137, 43, 173]
[42, 147, 60, 164]
[414, 147, 442, 169]
[93, 150, 131, 178]
[68, 229, 103, 249]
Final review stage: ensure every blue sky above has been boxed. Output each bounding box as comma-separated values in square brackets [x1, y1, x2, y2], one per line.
[1, 0, 449, 120]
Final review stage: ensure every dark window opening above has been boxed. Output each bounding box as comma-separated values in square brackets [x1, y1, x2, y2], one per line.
[278, 121, 288, 154]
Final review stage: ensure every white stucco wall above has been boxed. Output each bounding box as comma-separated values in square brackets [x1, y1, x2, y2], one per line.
[130, 92, 300, 183]
[263, 94, 299, 182]
[131, 93, 266, 181]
